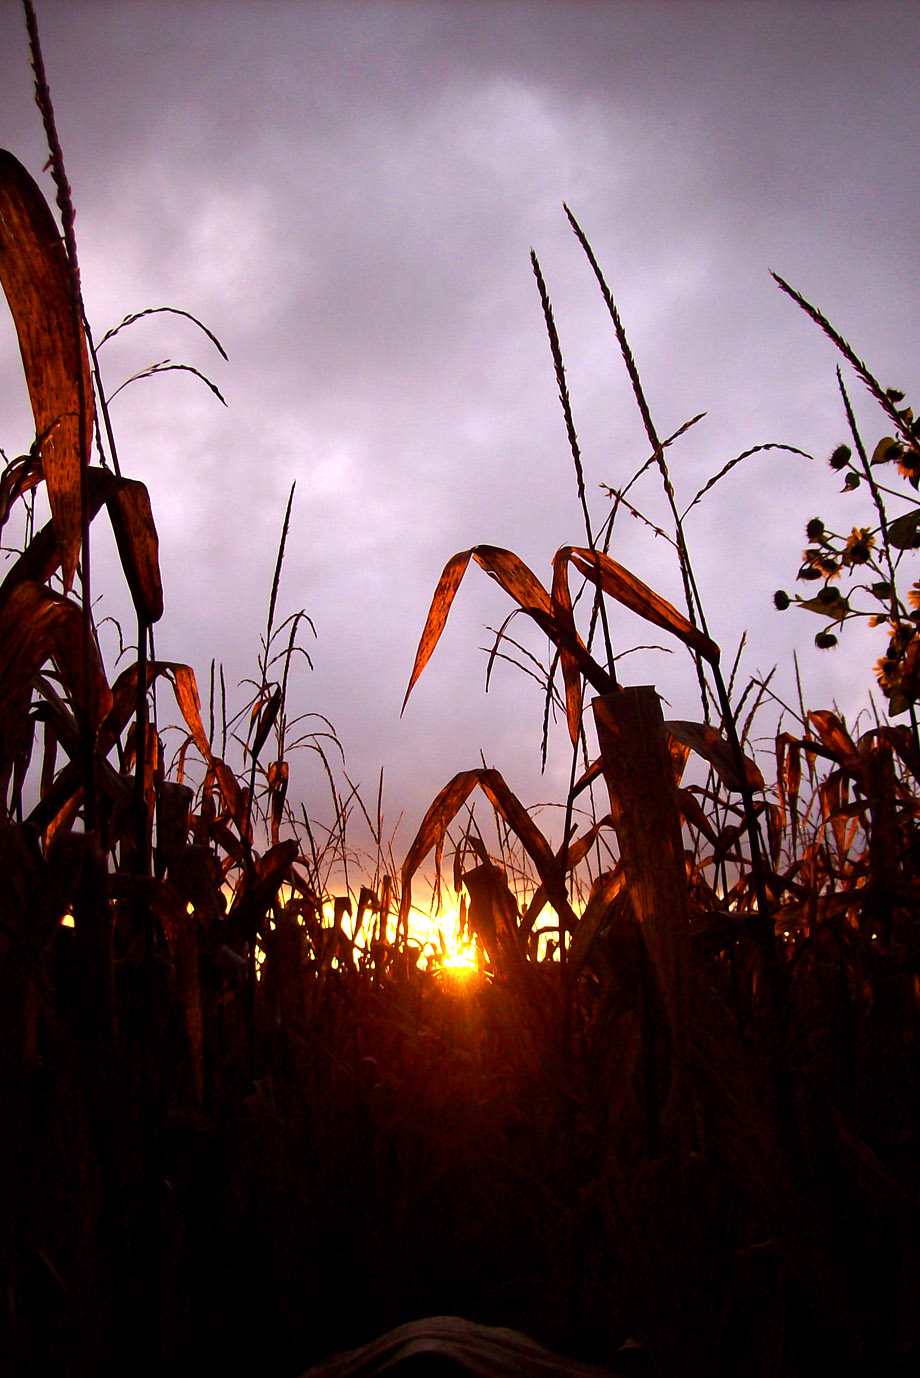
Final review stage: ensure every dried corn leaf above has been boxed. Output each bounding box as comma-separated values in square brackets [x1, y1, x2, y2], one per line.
[665, 719, 764, 792]
[472, 544, 553, 616]
[775, 731, 802, 839]
[568, 865, 626, 975]
[156, 663, 250, 830]
[520, 814, 613, 939]
[676, 786, 720, 845]
[267, 757, 288, 845]
[570, 547, 720, 664]
[400, 769, 481, 926]
[551, 546, 584, 744]
[0, 580, 110, 770]
[227, 839, 299, 943]
[475, 545, 612, 694]
[400, 766, 576, 936]
[250, 684, 282, 762]
[164, 662, 212, 759]
[0, 150, 93, 592]
[593, 689, 692, 1056]
[0, 446, 44, 533]
[476, 766, 576, 930]
[41, 782, 82, 850]
[570, 754, 605, 799]
[870, 723, 920, 785]
[214, 758, 246, 834]
[98, 658, 159, 757]
[401, 549, 472, 713]
[462, 860, 525, 979]
[105, 477, 163, 624]
[808, 709, 858, 765]
[0, 465, 113, 614]
[666, 731, 691, 785]
[766, 801, 785, 868]
[402, 543, 613, 716]
[562, 815, 612, 872]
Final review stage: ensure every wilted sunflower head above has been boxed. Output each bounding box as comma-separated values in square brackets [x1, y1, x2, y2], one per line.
[898, 449, 920, 487]
[843, 527, 875, 565]
[800, 547, 840, 580]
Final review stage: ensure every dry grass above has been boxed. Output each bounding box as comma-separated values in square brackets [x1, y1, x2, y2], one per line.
[1, 8, 920, 1378]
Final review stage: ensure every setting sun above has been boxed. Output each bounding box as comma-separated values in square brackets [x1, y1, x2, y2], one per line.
[402, 899, 481, 973]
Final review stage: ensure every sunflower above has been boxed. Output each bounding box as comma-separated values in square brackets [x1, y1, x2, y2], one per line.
[843, 526, 875, 566]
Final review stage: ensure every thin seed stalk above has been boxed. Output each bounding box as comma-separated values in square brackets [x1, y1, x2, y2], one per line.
[530, 247, 616, 680]
[773, 271, 915, 443]
[564, 205, 709, 709]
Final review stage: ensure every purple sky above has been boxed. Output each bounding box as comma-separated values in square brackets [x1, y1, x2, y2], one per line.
[2, 1, 919, 898]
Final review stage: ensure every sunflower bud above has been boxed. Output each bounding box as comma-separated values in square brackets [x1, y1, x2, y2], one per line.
[774, 590, 791, 610]
[829, 444, 851, 470]
[805, 517, 825, 541]
[815, 631, 838, 650]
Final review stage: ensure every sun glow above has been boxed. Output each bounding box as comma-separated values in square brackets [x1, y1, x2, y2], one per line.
[433, 929, 479, 974]
[410, 901, 480, 974]
[180, 873, 504, 980]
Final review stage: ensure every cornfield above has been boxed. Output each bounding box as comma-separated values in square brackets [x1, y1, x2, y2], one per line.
[2, 7, 919, 1377]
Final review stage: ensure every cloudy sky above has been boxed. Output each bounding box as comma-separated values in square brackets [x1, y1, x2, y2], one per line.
[1, 0, 918, 890]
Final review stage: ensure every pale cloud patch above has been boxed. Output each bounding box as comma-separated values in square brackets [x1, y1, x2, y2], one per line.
[79, 157, 304, 338]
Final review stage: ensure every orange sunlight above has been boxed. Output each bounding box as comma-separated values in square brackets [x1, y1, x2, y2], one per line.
[414, 901, 480, 973]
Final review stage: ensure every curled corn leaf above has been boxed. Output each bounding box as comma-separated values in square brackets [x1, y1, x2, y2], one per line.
[105, 477, 163, 624]
[570, 546, 720, 665]
[808, 709, 858, 764]
[665, 719, 765, 792]
[0, 150, 93, 592]
[462, 860, 525, 979]
[400, 765, 576, 938]
[0, 580, 111, 773]
[402, 544, 614, 717]
[551, 546, 584, 744]
[401, 549, 472, 713]
[0, 466, 114, 613]
[250, 684, 283, 762]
